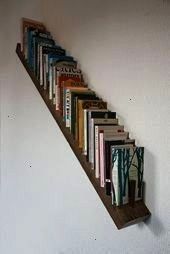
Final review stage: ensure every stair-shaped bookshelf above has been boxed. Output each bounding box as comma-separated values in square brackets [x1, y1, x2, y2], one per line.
[16, 41, 151, 230]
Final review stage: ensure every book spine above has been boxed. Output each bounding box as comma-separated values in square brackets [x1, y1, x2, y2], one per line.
[24, 27, 28, 59]
[40, 45, 43, 86]
[55, 70, 60, 110]
[90, 118, 95, 169]
[111, 151, 119, 206]
[87, 112, 92, 162]
[105, 142, 111, 196]
[83, 109, 87, 155]
[78, 102, 84, 148]
[99, 132, 105, 187]
[43, 55, 47, 90]
[66, 89, 70, 127]
[94, 126, 100, 178]
[49, 63, 53, 96]
[52, 66, 56, 104]
[34, 44, 40, 80]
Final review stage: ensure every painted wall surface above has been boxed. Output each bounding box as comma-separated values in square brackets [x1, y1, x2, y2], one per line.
[0, 0, 170, 253]
[41, 0, 170, 253]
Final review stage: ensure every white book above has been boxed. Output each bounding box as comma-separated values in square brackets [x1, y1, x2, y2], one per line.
[43, 55, 47, 90]
[94, 125, 124, 179]
[89, 118, 118, 168]
[39, 45, 43, 86]
[83, 109, 108, 155]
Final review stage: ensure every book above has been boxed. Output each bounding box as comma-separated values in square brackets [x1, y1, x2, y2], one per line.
[22, 18, 45, 58]
[61, 81, 86, 119]
[32, 35, 55, 75]
[70, 92, 97, 138]
[99, 134, 133, 189]
[87, 111, 117, 166]
[55, 67, 83, 110]
[51, 57, 77, 101]
[111, 147, 144, 206]
[104, 138, 135, 196]
[40, 45, 65, 88]
[94, 125, 124, 183]
[77, 101, 107, 149]
[83, 109, 108, 155]
[64, 87, 90, 127]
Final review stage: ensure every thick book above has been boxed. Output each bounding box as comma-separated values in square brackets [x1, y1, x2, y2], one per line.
[111, 147, 144, 206]
[77, 101, 107, 149]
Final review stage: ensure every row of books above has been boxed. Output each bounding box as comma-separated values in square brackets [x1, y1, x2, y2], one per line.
[22, 18, 144, 206]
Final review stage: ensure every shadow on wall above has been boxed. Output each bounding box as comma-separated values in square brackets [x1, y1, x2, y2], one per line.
[138, 149, 165, 237]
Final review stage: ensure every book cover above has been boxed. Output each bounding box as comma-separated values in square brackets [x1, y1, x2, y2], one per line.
[48, 56, 77, 101]
[111, 147, 144, 206]
[55, 67, 83, 110]
[22, 18, 45, 57]
[64, 87, 89, 127]
[88, 117, 118, 167]
[32, 36, 55, 75]
[77, 101, 107, 149]
[61, 81, 86, 119]
[94, 125, 124, 181]
[83, 109, 108, 156]
[104, 138, 135, 196]
[70, 92, 97, 138]
[41, 45, 65, 88]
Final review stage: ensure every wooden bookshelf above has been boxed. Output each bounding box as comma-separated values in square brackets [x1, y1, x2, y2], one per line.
[16, 43, 151, 229]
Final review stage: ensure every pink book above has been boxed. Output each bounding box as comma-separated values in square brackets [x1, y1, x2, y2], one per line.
[99, 131, 105, 187]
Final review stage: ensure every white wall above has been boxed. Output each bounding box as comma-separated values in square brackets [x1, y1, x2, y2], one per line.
[41, 0, 170, 253]
[1, 0, 170, 253]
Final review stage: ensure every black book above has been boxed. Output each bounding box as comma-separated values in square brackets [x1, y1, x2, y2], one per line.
[42, 45, 65, 56]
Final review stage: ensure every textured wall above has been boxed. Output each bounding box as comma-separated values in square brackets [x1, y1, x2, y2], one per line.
[1, 0, 170, 253]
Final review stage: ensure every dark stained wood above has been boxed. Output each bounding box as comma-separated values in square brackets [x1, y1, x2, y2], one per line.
[16, 43, 151, 229]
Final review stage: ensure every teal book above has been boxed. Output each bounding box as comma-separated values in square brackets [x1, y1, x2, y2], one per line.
[111, 147, 144, 206]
